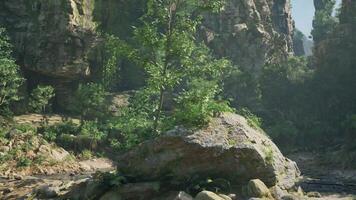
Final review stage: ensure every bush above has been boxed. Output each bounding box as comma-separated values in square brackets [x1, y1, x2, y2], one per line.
[29, 85, 55, 114]
[72, 83, 108, 122]
[17, 156, 32, 167]
[174, 79, 233, 128]
[80, 121, 106, 149]
[237, 108, 262, 129]
[108, 114, 153, 150]
[79, 149, 94, 160]
[42, 121, 79, 142]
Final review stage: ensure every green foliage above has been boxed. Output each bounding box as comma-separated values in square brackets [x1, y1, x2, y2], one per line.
[174, 79, 233, 127]
[108, 96, 155, 150]
[79, 149, 94, 160]
[312, 0, 337, 44]
[17, 156, 32, 167]
[42, 121, 79, 142]
[224, 69, 261, 110]
[237, 108, 262, 129]
[80, 121, 106, 149]
[73, 83, 108, 121]
[29, 85, 55, 114]
[0, 28, 25, 113]
[116, 0, 232, 135]
[100, 34, 133, 90]
[263, 146, 274, 165]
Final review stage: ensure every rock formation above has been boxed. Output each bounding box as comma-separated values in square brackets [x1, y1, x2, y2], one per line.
[62, 113, 300, 200]
[202, 0, 294, 73]
[0, 0, 98, 108]
[117, 113, 300, 190]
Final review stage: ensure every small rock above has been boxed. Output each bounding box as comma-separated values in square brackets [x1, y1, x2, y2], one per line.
[218, 194, 232, 200]
[175, 191, 194, 200]
[14, 174, 23, 180]
[227, 194, 237, 200]
[195, 191, 226, 200]
[281, 194, 301, 200]
[297, 186, 304, 196]
[0, 146, 10, 152]
[307, 191, 321, 198]
[45, 168, 55, 175]
[36, 185, 59, 198]
[270, 185, 287, 200]
[2, 187, 14, 194]
[247, 179, 271, 198]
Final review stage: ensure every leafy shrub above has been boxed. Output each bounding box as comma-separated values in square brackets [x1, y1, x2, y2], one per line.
[42, 121, 79, 142]
[17, 156, 32, 167]
[80, 121, 106, 149]
[72, 83, 108, 122]
[237, 108, 262, 129]
[29, 85, 55, 114]
[174, 80, 233, 128]
[13, 123, 37, 133]
[79, 149, 93, 160]
[108, 107, 153, 150]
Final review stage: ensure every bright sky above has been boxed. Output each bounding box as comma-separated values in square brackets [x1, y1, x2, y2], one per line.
[291, 0, 342, 37]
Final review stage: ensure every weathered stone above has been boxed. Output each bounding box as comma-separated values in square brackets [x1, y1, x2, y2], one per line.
[36, 185, 60, 198]
[99, 182, 160, 200]
[269, 185, 288, 200]
[202, 0, 294, 73]
[306, 191, 321, 198]
[0, 0, 98, 109]
[217, 194, 233, 200]
[281, 194, 302, 200]
[117, 113, 300, 190]
[63, 179, 109, 200]
[195, 191, 227, 200]
[247, 179, 270, 198]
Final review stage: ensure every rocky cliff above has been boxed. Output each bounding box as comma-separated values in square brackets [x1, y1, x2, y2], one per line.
[0, 0, 98, 108]
[0, 0, 295, 109]
[202, 0, 294, 73]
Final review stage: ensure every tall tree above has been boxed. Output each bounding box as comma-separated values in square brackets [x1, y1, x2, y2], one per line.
[312, 0, 337, 44]
[0, 28, 24, 113]
[127, 0, 232, 132]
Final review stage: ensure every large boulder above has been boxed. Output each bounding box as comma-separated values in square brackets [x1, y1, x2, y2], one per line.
[117, 113, 300, 190]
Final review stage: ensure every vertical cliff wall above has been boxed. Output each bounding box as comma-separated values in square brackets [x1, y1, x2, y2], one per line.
[202, 0, 294, 73]
[0, 0, 98, 108]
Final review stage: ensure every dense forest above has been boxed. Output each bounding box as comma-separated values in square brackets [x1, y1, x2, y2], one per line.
[0, 0, 355, 199]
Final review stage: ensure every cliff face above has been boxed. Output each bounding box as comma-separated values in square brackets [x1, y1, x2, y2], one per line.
[0, 0, 97, 78]
[0, 0, 294, 109]
[202, 0, 294, 73]
[0, 0, 98, 108]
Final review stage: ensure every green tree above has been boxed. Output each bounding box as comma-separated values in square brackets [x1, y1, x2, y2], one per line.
[0, 28, 24, 113]
[312, 0, 337, 44]
[29, 85, 55, 114]
[126, 0, 230, 132]
[73, 83, 108, 122]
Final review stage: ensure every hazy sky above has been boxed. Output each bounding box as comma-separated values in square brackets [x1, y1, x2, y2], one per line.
[291, 0, 342, 37]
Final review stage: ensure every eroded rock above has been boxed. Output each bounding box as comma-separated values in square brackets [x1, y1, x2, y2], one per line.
[195, 191, 229, 200]
[116, 113, 300, 189]
[247, 179, 271, 198]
